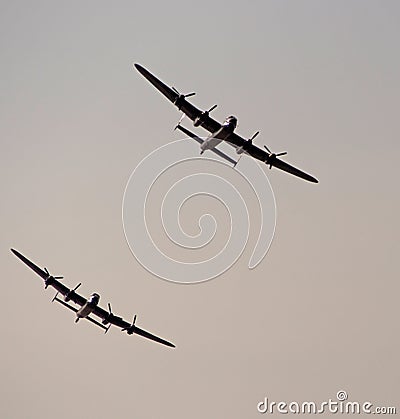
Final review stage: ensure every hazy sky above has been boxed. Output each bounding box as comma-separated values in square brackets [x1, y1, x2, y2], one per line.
[1, 1, 399, 418]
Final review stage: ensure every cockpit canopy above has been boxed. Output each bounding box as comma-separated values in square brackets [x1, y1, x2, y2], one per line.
[224, 115, 238, 128]
[90, 293, 100, 303]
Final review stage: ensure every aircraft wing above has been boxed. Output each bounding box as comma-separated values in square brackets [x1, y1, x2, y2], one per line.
[135, 64, 318, 183]
[11, 248, 58, 281]
[225, 133, 318, 183]
[11, 249, 70, 295]
[11, 249, 87, 306]
[267, 157, 318, 183]
[12, 249, 176, 346]
[91, 304, 128, 328]
[91, 305, 175, 347]
[127, 324, 176, 348]
[134, 64, 221, 134]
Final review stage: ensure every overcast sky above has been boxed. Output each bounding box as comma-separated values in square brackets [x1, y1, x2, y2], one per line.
[1, 1, 399, 418]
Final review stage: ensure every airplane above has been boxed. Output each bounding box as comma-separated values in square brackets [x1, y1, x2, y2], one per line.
[134, 63, 318, 183]
[11, 249, 175, 348]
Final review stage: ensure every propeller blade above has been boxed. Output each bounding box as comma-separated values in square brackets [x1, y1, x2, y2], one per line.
[250, 131, 260, 141]
[178, 113, 185, 124]
[108, 303, 112, 314]
[171, 87, 195, 98]
[264, 145, 287, 158]
[73, 282, 81, 291]
[44, 267, 49, 276]
[123, 314, 137, 332]
[174, 113, 186, 130]
[54, 276, 63, 279]
[208, 104, 217, 113]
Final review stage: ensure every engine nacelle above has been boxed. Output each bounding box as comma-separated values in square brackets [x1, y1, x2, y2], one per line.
[194, 105, 217, 127]
[64, 292, 73, 302]
[64, 283, 81, 302]
[193, 115, 204, 127]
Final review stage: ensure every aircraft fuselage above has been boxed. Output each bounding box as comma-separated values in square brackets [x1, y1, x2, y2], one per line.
[75, 293, 100, 322]
[200, 116, 237, 153]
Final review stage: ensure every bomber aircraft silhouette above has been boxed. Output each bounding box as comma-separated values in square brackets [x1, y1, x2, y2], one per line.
[11, 249, 175, 348]
[134, 63, 318, 183]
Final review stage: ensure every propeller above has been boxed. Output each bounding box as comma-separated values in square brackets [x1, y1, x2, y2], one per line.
[204, 104, 217, 114]
[193, 104, 218, 127]
[43, 267, 63, 289]
[102, 302, 114, 323]
[73, 282, 82, 291]
[174, 112, 186, 130]
[122, 314, 137, 334]
[171, 87, 196, 99]
[102, 303, 114, 333]
[64, 282, 81, 302]
[44, 267, 63, 280]
[248, 131, 260, 144]
[52, 282, 81, 303]
[264, 145, 287, 169]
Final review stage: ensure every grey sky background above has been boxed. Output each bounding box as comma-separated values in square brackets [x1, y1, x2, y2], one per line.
[1, 1, 399, 418]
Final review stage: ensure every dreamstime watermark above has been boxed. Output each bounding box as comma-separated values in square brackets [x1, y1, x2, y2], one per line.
[122, 138, 276, 284]
[257, 391, 397, 415]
